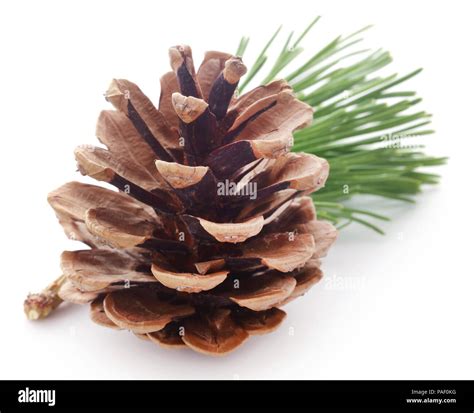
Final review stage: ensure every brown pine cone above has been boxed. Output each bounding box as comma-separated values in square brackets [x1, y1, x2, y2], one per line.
[48, 45, 337, 355]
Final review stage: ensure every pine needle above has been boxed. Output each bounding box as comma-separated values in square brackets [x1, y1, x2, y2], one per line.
[236, 17, 447, 233]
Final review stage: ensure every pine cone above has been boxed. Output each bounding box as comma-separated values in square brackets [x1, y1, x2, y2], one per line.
[49, 46, 337, 355]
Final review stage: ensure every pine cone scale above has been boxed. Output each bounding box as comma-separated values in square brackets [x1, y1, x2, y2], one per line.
[196, 51, 233, 101]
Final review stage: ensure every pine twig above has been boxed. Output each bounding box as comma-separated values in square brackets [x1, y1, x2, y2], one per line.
[24, 275, 66, 320]
[237, 17, 447, 233]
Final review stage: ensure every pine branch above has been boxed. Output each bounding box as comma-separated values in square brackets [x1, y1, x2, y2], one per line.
[237, 17, 447, 233]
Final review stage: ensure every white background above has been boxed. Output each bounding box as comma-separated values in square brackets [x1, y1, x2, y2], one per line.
[0, 0, 472, 379]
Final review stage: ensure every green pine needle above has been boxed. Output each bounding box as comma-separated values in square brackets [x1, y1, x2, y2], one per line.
[237, 17, 447, 233]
